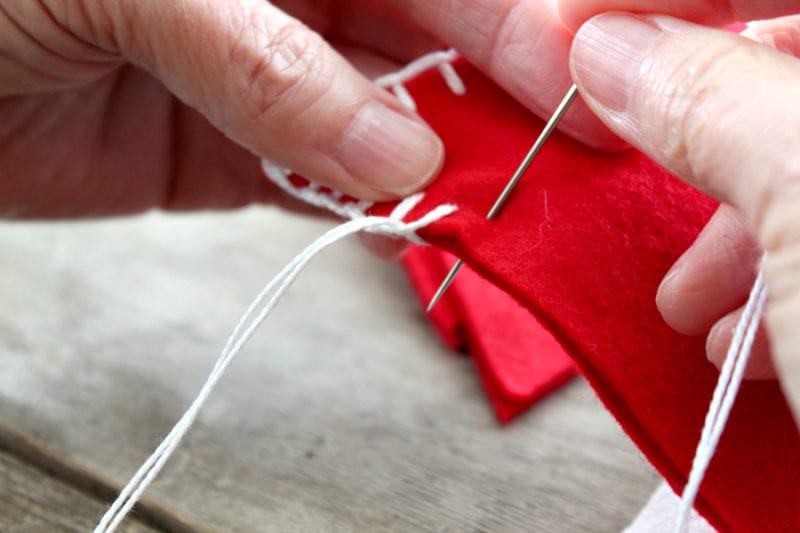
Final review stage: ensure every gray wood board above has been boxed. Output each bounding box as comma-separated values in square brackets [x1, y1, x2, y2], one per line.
[0, 208, 658, 532]
[0, 447, 156, 532]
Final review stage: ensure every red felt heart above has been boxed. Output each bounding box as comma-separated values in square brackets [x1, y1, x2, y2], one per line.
[403, 246, 577, 423]
[373, 61, 799, 532]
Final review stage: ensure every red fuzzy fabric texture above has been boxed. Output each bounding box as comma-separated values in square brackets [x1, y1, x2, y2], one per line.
[368, 61, 799, 531]
[402, 246, 576, 423]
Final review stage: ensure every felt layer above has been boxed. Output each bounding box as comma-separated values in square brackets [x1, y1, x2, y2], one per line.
[372, 61, 799, 532]
[403, 246, 577, 422]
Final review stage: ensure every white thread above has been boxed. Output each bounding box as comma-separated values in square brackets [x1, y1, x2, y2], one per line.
[95, 195, 456, 532]
[261, 160, 439, 246]
[438, 61, 466, 95]
[374, 48, 464, 111]
[263, 48, 464, 210]
[261, 160, 375, 220]
[673, 269, 767, 533]
[392, 83, 417, 111]
[101, 47, 462, 531]
[374, 49, 462, 91]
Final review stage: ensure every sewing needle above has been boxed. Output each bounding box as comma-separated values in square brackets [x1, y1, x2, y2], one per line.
[426, 83, 580, 313]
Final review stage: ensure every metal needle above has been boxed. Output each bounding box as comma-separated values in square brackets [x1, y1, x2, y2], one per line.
[426, 83, 580, 313]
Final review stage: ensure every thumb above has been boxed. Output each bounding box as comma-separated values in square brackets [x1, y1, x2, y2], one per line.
[569, 14, 800, 423]
[106, 0, 443, 200]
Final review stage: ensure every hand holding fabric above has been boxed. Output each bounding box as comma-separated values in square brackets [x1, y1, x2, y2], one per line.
[0, 0, 614, 217]
[562, 1, 800, 425]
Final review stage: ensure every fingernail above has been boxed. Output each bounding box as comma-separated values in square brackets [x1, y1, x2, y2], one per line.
[657, 253, 687, 301]
[706, 318, 727, 366]
[338, 102, 444, 196]
[572, 14, 662, 111]
[656, 256, 685, 316]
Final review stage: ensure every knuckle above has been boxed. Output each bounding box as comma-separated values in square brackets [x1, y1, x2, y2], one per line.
[0, 1, 121, 90]
[420, 0, 523, 73]
[484, 3, 529, 75]
[41, 0, 131, 54]
[638, 32, 800, 259]
[230, 18, 328, 121]
[643, 38, 742, 187]
[100, 0, 141, 55]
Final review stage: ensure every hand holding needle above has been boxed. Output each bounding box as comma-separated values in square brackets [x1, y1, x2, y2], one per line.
[426, 84, 580, 313]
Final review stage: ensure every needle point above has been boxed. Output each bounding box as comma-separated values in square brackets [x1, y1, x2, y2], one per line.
[426, 259, 463, 313]
[425, 84, 579, 313]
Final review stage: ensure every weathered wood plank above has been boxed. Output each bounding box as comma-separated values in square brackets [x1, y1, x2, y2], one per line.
[0, 208, 659, 532]
[0, 446, 157, 532]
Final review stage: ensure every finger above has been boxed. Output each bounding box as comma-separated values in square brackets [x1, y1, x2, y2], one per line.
[165, 102, 274, 212]
[569, 15, 800, 216]
[657, 205, 761, 335]
[569, 14, 800, 422]
[745, 15, 800, 56]
[335, 44, 405, 80]
[358, 232, 409, 260]
[385, 0, 626, 150]
[273, 0, 444, 63]
[77, 0, 443, 201]
[166, 104, 347, 217]
[0, 2, 121, 94]
[329, 1, 443, 63]
[559, 0, 800, 31]
[707, 309, 776, 380]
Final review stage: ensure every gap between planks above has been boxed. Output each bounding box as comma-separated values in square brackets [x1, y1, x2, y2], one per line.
[0, 426, 197, 533]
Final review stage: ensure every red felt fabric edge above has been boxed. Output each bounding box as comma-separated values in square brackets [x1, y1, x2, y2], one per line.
[389, 60, 797, 531]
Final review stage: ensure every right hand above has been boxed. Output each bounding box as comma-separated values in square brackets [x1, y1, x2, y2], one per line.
[0, 0, 613, 218]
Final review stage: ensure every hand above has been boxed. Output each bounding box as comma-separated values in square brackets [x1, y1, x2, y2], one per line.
[0, 0, 616, 218]
[560, 1, 800, 424]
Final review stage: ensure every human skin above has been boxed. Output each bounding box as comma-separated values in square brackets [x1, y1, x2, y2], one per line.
[2, 1, 799, 424]
[560, 0, 800, 424]
[0, 0, 618, 218]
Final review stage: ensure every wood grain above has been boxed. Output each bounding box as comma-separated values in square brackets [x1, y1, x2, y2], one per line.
[0, 208, 659, 532]
[0, 447, 157, 532]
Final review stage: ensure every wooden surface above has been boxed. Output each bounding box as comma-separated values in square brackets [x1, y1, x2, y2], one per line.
[0, 447, 156, 533]
[0, 208, 659, 532]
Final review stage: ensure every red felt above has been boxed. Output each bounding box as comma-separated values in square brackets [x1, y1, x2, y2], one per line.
[370, 62, 799, 531]
[403, 246, 577, 423]
[402, 247, 463, 351]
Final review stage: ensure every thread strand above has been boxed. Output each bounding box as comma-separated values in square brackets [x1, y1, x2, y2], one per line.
[673, 270, 767, 533]
[96, 196, 456, 532]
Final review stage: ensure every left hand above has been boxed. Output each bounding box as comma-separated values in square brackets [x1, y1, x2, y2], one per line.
[561, 1, 800, 423]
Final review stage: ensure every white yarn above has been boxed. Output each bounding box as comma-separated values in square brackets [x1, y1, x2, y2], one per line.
[673, 270, 767, 533]
[374, 49, 463, 93]
[392, 83, 417, 111]
[373, 48, 464, 112]
[436, 60, 466, 96]
[261, 47, 465, 219]
[260, 161, 439, 246]
[261, 160, 375, 221]
[95, 194, 456, 533]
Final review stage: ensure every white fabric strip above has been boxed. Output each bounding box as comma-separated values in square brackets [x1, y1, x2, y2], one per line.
[626, 482, 716, 533]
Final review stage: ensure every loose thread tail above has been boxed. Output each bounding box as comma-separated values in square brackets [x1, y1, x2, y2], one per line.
[373, 49, 462, 92]
[95, 196, 456, 533]
[673, 269, 767, 533]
